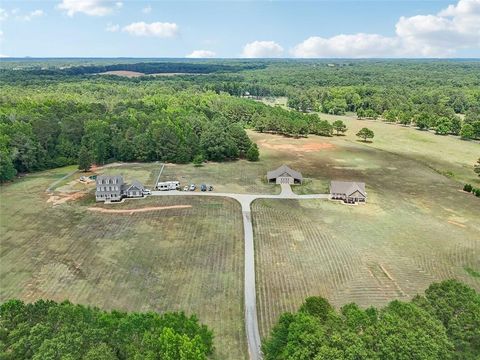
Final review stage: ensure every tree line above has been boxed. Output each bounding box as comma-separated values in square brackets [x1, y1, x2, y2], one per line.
[0, 84, 267, 182]
[0, 299, 213, 359]
[262, 279, 480, 360]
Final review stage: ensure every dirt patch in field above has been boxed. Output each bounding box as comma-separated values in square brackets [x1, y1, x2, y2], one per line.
[258, 139, 335, 153]
[87, 205, 192, 214]
[47, 192, 87, 206]
[448, 220, 466, 228]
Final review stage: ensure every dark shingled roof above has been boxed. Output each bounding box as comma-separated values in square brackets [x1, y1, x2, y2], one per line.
[96, 175, 124, 184]
[267, 165, 303, 181]
[330, 181, 366, 197]
[125, 180, 145, 192]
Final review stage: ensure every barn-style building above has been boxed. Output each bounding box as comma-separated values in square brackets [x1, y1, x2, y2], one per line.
[267, 165, 303, 184]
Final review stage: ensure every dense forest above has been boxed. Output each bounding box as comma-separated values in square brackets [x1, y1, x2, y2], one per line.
[0, 299, 213, 359]
[1, 280, 478, 359]
[262, 280, 480, 360]
[0, 83, 264, 181]
[0, 78, 349, 181]
[1, 59, 479, 182]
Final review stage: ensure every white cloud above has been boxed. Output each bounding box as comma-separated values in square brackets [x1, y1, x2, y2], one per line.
[106, 23, 119, 32]
[0, 53, 10, 58]
[122, 21, 178, 38]
[115, 2, 123, 8]
[292, 34, 399, 58]
[57, 0, 118, 17]
[0, 8, 8, 21]
[292, 0, 480, 57]
[242, 40, 283, 58]
[142, 5, 152, 14]
[21, 9, 44, 21]
[186, 50, 216, 58]
[1, 8, 44, 22]
[396, 0, 480, 56]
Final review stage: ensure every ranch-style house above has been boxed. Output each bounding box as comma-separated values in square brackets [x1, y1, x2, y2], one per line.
[330, 181, 367, 204]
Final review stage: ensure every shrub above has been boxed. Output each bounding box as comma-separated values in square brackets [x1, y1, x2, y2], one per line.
[474, 188, 480, 197]
[246, 143, 260, 161]
[193, 154, 204, 167]
[463, 184, 473, 192]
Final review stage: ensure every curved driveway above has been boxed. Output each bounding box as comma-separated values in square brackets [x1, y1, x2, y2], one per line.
[151, 183, 329, 360]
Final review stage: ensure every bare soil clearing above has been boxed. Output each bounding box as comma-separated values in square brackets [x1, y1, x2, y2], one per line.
[258, 138, 335, 152]
[98, 71, 199, 78]
[47, 192, 88, 206]
[98, 70, 145, 77]
[87, 205, 192, 214]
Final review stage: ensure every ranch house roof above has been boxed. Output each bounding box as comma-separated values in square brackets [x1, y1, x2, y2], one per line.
[330, 181, 366, 197]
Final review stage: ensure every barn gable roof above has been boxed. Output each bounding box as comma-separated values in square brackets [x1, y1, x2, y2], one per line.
[330, 181, 366, 197]
[267, 165, 303, 181]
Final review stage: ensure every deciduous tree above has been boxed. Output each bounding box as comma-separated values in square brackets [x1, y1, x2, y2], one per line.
[78, 146, 93, 171]
[332, 120, 347, 135]
[356, 127, 374, 142]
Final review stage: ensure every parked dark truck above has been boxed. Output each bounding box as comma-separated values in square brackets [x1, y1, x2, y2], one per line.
[201, 184, 207, 192]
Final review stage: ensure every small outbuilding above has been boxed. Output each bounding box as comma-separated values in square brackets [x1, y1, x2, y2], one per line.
[330, 181, 367, 204]
[267, 165, 303, 184]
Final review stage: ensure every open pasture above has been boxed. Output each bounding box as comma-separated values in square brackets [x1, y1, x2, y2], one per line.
[0, 170, 246, 360]
[159, 160, 278, 194]
[1, 114, 479, 356]
[251, 128, 480, 338]
[321, 113, 480, 186]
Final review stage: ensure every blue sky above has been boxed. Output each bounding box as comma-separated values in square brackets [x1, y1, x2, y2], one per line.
[1, 0, 479, 58]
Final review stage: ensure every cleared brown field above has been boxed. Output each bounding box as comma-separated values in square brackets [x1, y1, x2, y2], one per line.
[98, 70, 146, 77]
[0, 170, 246, 360]
[252, 130, 480, 338]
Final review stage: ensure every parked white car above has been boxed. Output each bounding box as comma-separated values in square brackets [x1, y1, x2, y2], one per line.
[183, 185, 189, 191]
[143, 189, 152, 195]
[189, 184, 196, 191]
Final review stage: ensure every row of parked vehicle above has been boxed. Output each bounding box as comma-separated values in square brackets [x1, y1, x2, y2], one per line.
[183, 184, 214, 192]
[156, 181, 213, 192]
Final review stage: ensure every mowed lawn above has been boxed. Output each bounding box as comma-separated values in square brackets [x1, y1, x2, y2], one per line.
[0, 169, 246, 360]
[250, 127, 480, 339]
[321, 113, 480, 186]
[159, 160, 279, 195]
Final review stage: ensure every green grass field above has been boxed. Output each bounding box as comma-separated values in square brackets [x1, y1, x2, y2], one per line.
[1, 115, 479, 356]
[0, 170, 246, 360]
[320, 113, 480, 186]
[250, 124, 480, 339]
[159, 159, 279, 194]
